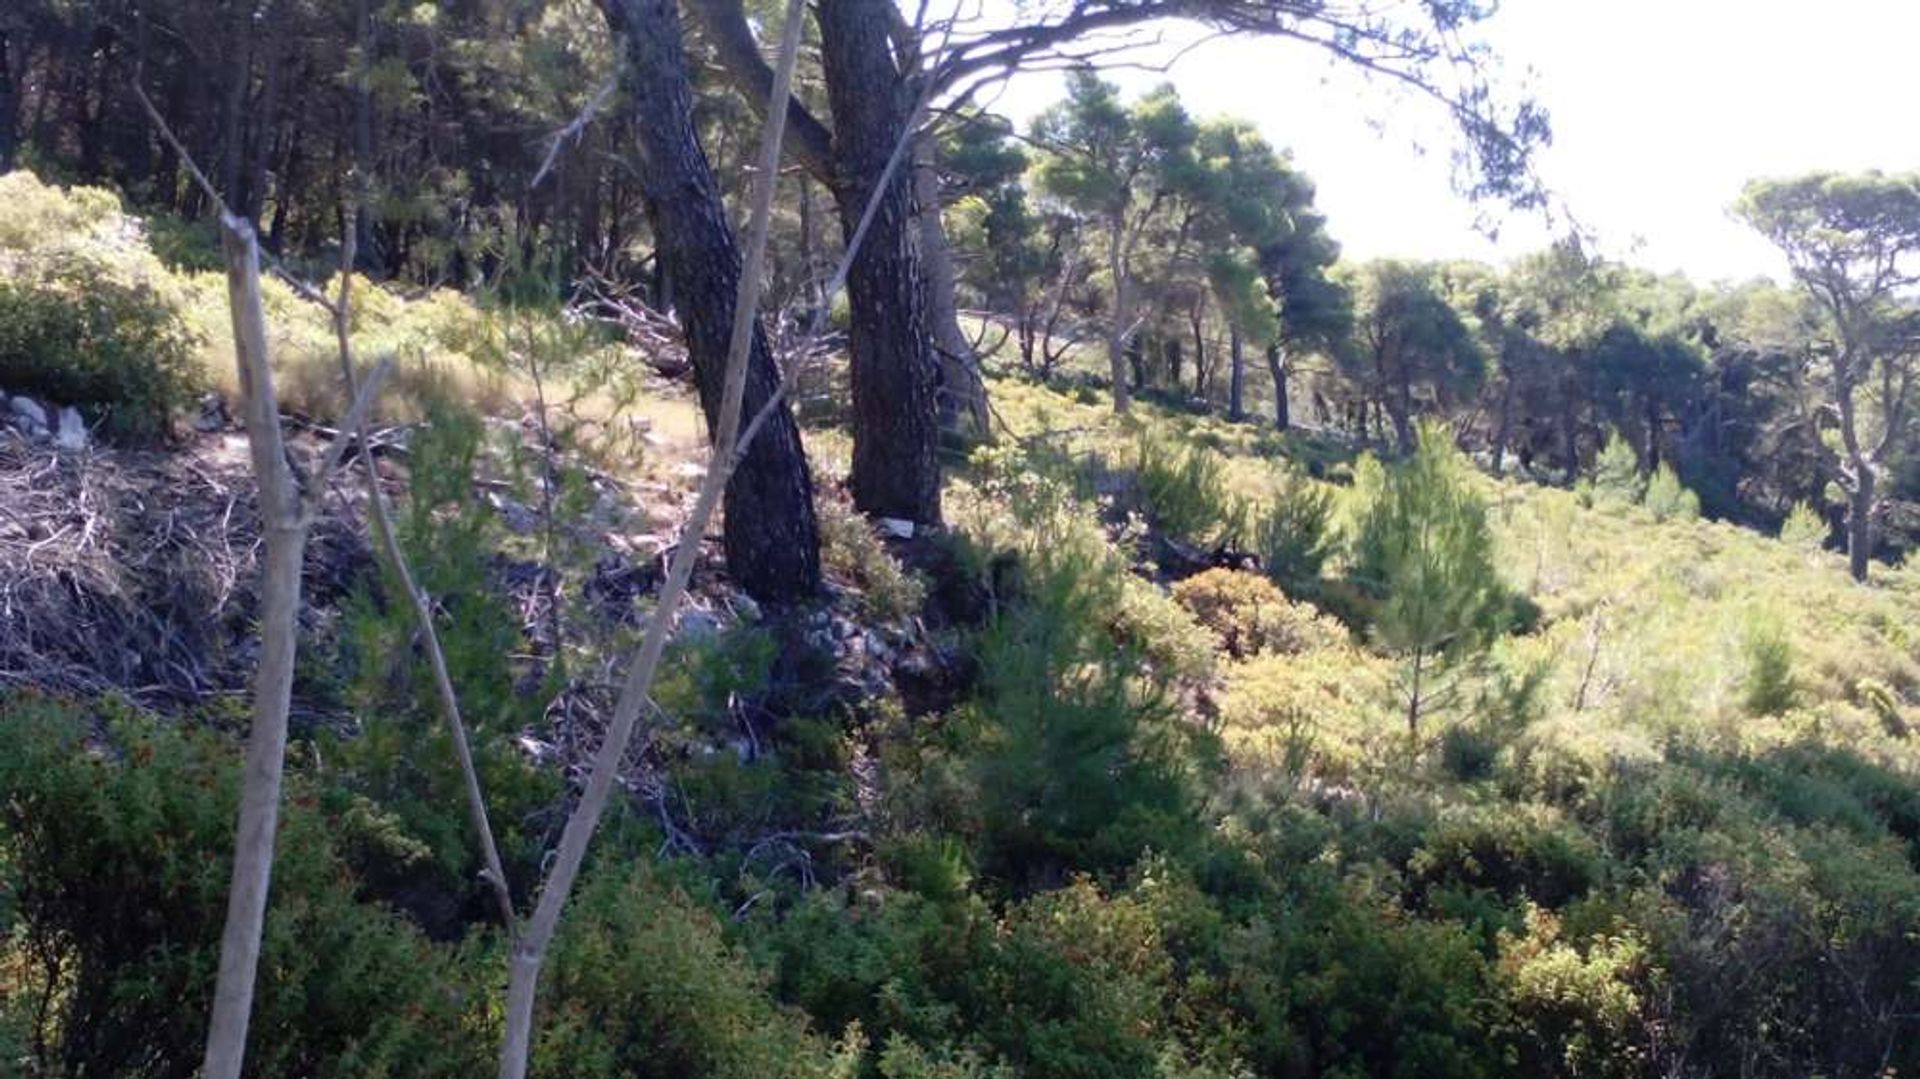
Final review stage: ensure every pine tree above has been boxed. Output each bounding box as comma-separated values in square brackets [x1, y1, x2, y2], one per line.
[1347, 423, 1510, 736]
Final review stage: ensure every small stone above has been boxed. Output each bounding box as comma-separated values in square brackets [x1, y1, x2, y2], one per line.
[675, 607, 725, 643]
[876, 517, 915, 539]
[194, 393, 231, 432]
[10, 396, 46, 429]
[54, 408, 87, 452]
[486, 491, 539, 534]
[729, 593, 762, 623]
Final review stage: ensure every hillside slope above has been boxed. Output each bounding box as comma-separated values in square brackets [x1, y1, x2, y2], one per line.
[1, 177, 1917, 1079]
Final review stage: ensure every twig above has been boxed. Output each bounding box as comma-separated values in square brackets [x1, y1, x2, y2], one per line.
[530, 75, 618, 190]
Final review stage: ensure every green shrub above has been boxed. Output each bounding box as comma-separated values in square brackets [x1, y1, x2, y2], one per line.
[1112, 573, 1221, 683]
[1778, 500, 1829, 551]
[1498, 908, 1658, 1079]
[0, 693, 489, 1079]
[331, 396, 561, 932]
[763, 880, 1184, 1079]
[536, 863, 842, 1079]
[1170, 568, 1344, 659]
[1742, 617, 1798, 717]
[1250, 465, 1336, 597]
[1407, 805, 1603, 916]
[819, 496, 928, 621]
[0, 171, 123, 252]
[962, 531, 1205, 884]
[1134, 433, 1236, 543]
[1215, 886, 1507, 1078]
[876, 1037, 1014, 1079]
[1641, 463, 1700, 522]
[0, 259, 204, 438]
[1590, 430, 1644, 509]
[1215, 645, 1389, 786]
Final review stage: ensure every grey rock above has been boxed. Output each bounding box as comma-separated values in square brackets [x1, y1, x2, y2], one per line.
[10, 395, 46, 429]
[486, 491, 539, 534]
[54, 408, 87, 452]
[194, 393, 231, 432]
[675, 607, 726, 643]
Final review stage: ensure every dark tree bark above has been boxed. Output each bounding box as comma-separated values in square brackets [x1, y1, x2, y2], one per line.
[915, 131, 989, 434]
[1265, 343, 1290, 430]
[219, 0, 255, 208]
[243, 32, 283, 223]
[1643, 395, 1662, 472]
[689, 0, 946, 524]
[1490, 375, 1514, 475]
[351, 0, 379, 269]
[1, 27, 22, 172]
[1228, 326, 1245, 421]
[816, 0, 942, 524]
[1847, 468, 1876, 582]
[1562, 401, 1581, 484]
[598, 0, 822, 603]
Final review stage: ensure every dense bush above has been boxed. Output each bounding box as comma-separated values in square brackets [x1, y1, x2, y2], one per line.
[1778, 500, 1829, 551]
[1589, 430, 1645, 509]
[1250, 465, 1337, 596]
[0, 259, 204, 438]
[958, 531, 1206, 884]
[0, 693, 490, 1079]
[1171, 568, 1345, 658]
[536, 864, 846, 1079]
[1641, 464, 1701, 523]
[1132, 433, 1241, 543]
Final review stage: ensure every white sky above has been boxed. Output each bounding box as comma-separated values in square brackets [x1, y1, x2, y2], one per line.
[979, 0, 1920, 286]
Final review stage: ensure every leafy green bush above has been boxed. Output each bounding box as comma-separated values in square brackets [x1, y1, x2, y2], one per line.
[1112, 573, 1220, 684]
[1170, 568, 1344, 658]
[819, 495, 928, 621]
[1590, 430, 1644, 509]
[1641, 463, 1701, 522]
[1134, 433, 1238, 543]
[1778, 500, 1829, 551]
[1250, 465, 1336, 597]
[1742, 616, 1798, 717]
[1406, 805, 1603, 916]
[536, 863, 844, 1079]
[331, 396, 561, 932]
[1497, 908, 1658, 1079]
[0, 693, 490, 1079]
[0, 259, 204, 438]
[961, 526, 1206, 884]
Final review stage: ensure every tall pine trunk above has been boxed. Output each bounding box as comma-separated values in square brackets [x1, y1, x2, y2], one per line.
[1265, 343, 1290, 430]
[1228, 325, 1245, 421]
[915, 131, 989, 434]
[0, 29, 20, 172]
[604, 0, 822, 602]
[1105, 214, 1134, 412]
[1847, 470, 1875, 582]
[819, 0, 942, 524]
[1490, 375, 1514, 475]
